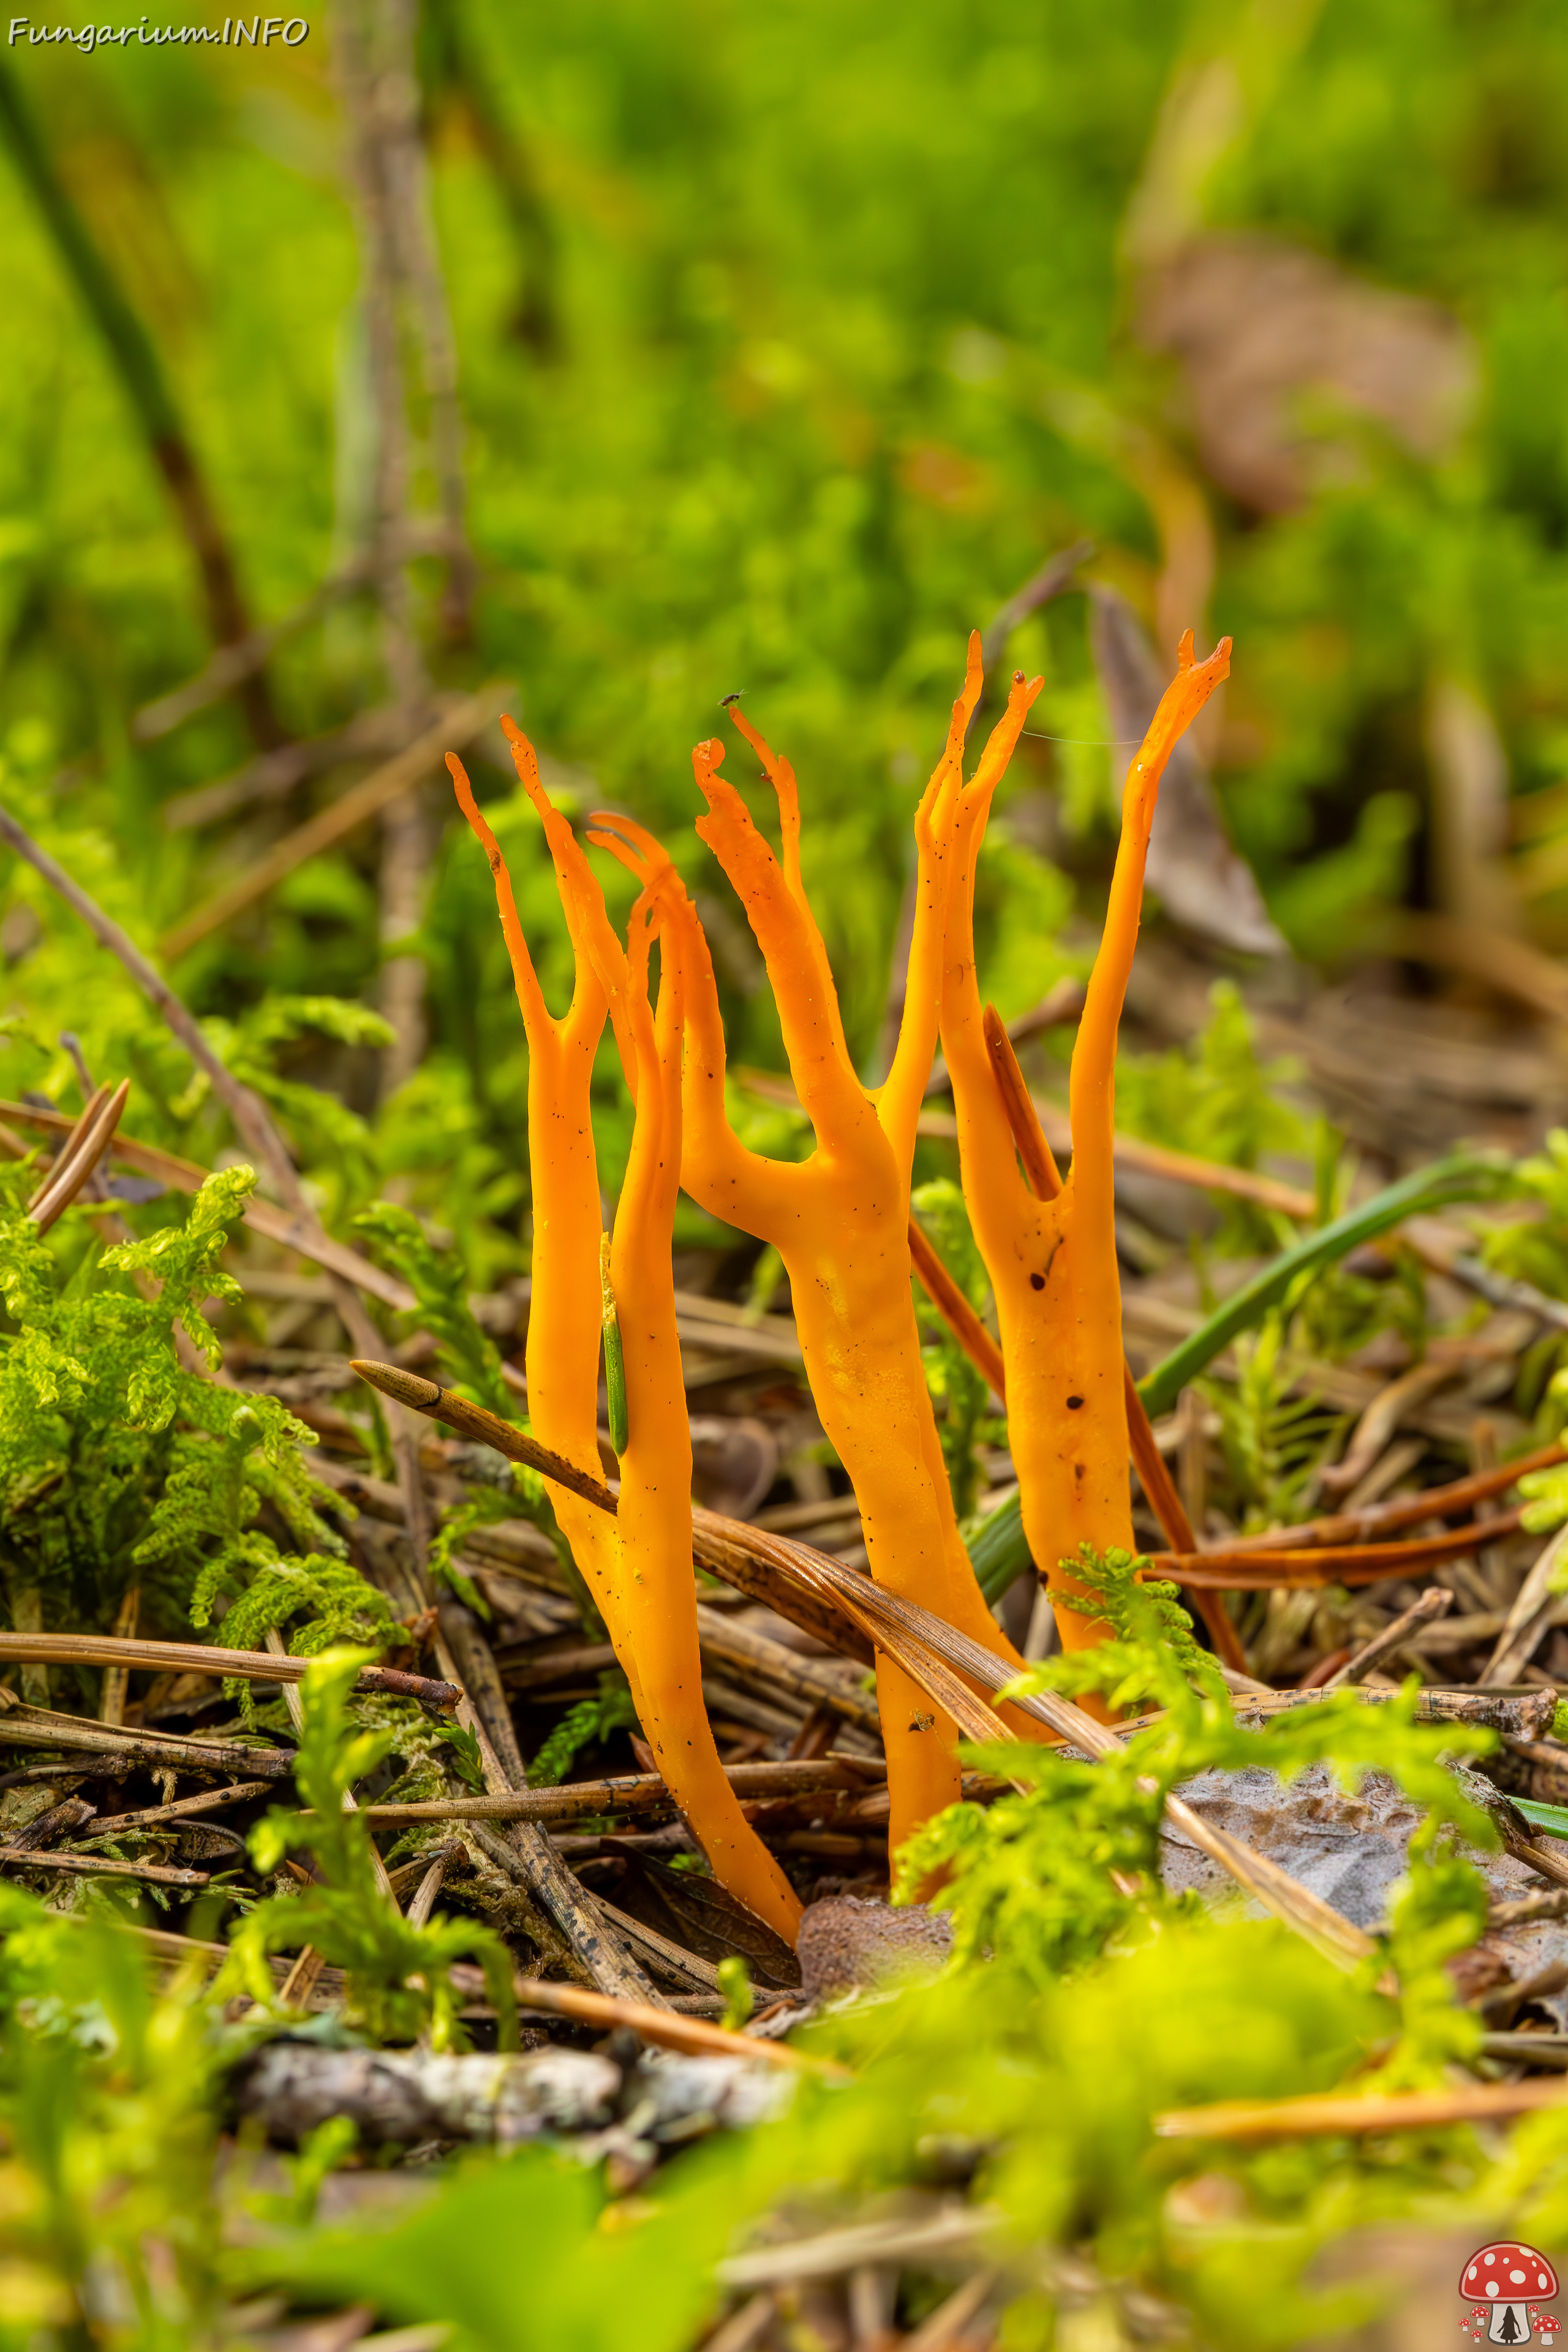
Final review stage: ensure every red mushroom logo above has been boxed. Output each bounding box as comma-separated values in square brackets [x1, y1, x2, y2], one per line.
[1459, 2244, 1559, 2341]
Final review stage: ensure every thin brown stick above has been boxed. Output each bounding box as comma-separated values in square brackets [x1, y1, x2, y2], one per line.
[157, 682, 511, 960]
[976, 540, 1096, 698]
[700, 2292, 777, 2352]
[353, 1362, 615, 1508]
[7, 1793, 97, 1852]
[1006, 1082, 1317, 1215]
[447, 1961, 835, 2074]
[980, 1008, 1247, 1671]
[1126, 1371, 1196, 1551]
[321, 1757, 879, 1826]
[1486, 1523, 1568, 1685]
[439, 1604, 531, 1785]
[1323, 1586, 1453, 1687]
[1074, 1121, 1314, 1218]
[96, 1781, 272, 1833]
[1223, 1685, 1553, 1736]
[351, 1359, 869, 1659]
[1504, 1736, 1568, 1771]
[0, 1706, 295, 1778]
[0, 1849, 209, 1887]
[0, 1634, 458, 1709]
[1156, 2076, 1568, 2141]
[278, 1949, 327, 2010]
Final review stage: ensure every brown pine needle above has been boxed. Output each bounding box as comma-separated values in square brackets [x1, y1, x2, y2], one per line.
[1218, 1442, 1564, 1551]
[908, 1219, 1006, 1395]
[1156, 2077, 1568, 2141]
[1148, 1511, 1526, 1588]
[26, 1080, 129, 1233]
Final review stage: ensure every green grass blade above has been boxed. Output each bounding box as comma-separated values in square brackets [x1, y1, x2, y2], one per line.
[1137, 1150, 1506, 1420]
[1510, 1796, 1568, 1842]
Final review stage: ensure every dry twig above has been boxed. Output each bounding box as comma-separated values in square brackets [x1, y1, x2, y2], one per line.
[0, 1634, 458, 1708]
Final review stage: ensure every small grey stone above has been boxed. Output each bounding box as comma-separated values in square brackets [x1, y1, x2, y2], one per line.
[1162, 1761, 1568, 2024]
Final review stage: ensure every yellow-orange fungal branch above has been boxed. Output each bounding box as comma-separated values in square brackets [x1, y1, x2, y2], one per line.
[938, 632, 1232, 1656]
[447, 736, 622, 1639]
[979, 1008, 1248, 1675]
[451, 732, 799, 1942]
[677, 653, 1051, 1861]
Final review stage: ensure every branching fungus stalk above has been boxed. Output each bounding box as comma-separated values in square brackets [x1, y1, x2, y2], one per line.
[448, 727, 800, 1942]
[938, 630, 1232, 1655]
[671, 663, 1051, 1857]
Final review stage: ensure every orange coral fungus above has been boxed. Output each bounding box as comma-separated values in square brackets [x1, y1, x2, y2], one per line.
[672, 657, 1052, 1859]
[937, 630, 1232, 1654]
[447, 725, 800, 1943]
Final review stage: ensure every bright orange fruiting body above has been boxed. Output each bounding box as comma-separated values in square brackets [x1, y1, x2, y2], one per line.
[449, 728, 800, 1942]
[673, 660, 1049, 1859]
[938, 631, 1233, 1650]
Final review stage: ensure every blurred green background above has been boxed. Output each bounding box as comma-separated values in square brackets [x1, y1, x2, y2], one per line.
[4, 0, 1568, 1277]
